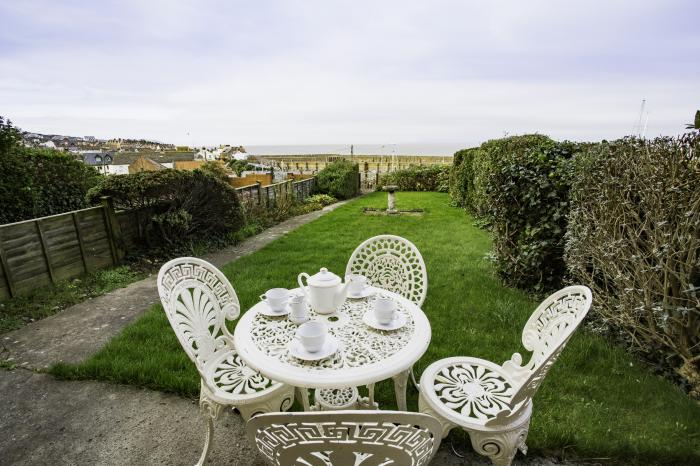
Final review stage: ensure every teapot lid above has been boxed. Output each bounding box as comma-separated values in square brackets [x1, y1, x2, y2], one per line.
[308, 267, 341, 287]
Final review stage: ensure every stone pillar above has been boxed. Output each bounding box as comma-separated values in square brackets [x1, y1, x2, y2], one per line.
[383, 185, 398, 213]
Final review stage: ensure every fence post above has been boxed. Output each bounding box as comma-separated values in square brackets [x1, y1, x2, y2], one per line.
[256, 181, 263, 206]
[101, 196, 124, 263]
[0, 229, 16, 298]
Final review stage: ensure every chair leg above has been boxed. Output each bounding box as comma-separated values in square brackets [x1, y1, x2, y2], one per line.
[197, 392, 222, 466]
[467, 420, 530, 466]
[418, 393, 456, 439]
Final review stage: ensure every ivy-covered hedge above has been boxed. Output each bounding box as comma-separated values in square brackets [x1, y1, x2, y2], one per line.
[315, 160, 360, 199]
[87, 169, 244, 247]
[0, 117, 102, 224]
[378, 165, 450, 192]
[565, 133, 700, 395]
[450, 134, 575, 290]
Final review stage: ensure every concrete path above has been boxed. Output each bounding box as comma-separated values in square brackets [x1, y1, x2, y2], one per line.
[0, 198, 578, 465]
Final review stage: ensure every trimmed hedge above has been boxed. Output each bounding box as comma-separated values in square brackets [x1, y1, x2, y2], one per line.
[565, 133, 700, 395]
[315, 160, 360, 199]
[450, 134, 575, 290]
[0, 117, 102, 224]
[378, 165, 450, 192]
[87, 169, 244, 247]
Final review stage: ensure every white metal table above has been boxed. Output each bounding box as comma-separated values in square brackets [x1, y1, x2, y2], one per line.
[233, 287, 431, 411]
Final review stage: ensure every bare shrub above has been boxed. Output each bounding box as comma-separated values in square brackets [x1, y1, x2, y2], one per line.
[565, 133, 700, 395]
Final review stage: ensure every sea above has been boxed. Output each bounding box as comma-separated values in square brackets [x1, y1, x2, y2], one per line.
[245, 143, 462, 157]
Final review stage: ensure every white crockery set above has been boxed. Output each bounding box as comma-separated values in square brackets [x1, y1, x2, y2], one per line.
[259, 267, 405, 360]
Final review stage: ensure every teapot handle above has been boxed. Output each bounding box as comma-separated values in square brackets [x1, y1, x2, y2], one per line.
[297, 273, 311, 300]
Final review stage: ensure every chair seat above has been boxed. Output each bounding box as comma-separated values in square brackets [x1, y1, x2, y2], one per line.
[202, 349, 288, 406]
[419, 356, 530, 430]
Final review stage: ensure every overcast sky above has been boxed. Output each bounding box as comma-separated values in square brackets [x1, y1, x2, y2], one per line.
[1, 0, 697, 147]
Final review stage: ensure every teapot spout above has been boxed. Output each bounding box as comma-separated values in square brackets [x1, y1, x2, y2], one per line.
[334, 282, 349, 310]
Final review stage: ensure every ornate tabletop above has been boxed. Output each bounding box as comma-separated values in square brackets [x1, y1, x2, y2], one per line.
[233, 287, 431, 391]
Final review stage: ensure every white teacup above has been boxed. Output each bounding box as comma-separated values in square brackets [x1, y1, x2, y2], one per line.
[260, 288, 289, 312]
[289, 292, 308, 321]
[374, 294, 396, 324]
[296, 321, 327, 353]
[346, 274, 370, 297]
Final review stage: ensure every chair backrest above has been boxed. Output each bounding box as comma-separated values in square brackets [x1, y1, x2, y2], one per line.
[346, 235, 427, 307]
[501, 285, 592, 414]
[246, 410, 443, 466]
[157, 257, 240, 373]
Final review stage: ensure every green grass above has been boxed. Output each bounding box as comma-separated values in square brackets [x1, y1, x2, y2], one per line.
[50, 192, 700, 464]
[0, 265, 145, 334]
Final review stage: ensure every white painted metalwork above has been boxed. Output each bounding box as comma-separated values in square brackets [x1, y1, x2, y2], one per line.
[157, 257, 294, 466]
[314, 386, 360, 410]
[418, 285, 592, 466]
[246, 410, 443, 466]
[346, 235, 428, 307]
[233, 287, 431, 411]
[346, 234, 429, 395]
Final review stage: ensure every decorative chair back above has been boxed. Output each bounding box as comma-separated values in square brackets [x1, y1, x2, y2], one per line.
[503, 286, 592, 412]
[246, 410, 443, 466]
[157, 257, 240, 373]
[346, 235, 428, 307]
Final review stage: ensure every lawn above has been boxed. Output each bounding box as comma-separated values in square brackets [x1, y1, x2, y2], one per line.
[51, 192, 700, 465]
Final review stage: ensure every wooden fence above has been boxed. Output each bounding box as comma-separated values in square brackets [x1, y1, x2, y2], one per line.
[234, 177, 316, 207]
[0, 197, 123, 300]
[0, 178, 316, 300]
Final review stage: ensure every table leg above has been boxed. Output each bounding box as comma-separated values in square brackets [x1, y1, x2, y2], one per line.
[367, 383, 375, 406]
[295, 387, 311, 411]
[392, 369, 410, 411]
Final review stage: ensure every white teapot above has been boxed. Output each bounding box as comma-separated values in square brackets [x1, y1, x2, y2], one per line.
[297, 267, 348, 314]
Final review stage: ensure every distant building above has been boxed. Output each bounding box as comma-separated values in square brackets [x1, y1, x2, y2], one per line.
[41, 141, 56, 149]
[84, 136, 96, 142]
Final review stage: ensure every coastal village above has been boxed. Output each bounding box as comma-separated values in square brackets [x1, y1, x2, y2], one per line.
[20, 130, 452, 189]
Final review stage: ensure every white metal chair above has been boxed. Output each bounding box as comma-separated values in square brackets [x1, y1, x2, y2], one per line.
[314, 235, 429, 410]
[418, 285, 592, 466]
[247, 410, 443, 466]
[157, 257, 295, 466]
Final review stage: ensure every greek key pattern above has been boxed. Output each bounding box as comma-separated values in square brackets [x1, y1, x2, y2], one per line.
[252, 415, 438, 465]
[347, 235, 428, 307]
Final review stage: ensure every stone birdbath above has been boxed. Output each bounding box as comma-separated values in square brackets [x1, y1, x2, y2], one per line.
[383, 185, 398, 213]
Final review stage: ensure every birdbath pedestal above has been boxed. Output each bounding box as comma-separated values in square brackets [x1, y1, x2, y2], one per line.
[383, 185, 398, 213]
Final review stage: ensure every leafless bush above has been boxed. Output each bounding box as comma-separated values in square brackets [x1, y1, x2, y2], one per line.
[565, 132, 700, 396]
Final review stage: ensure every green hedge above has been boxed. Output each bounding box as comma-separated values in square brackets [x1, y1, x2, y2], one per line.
[315, 160, 360, 199]
[450, 134, 574, 290]
[378, 165, 450, 192]
[0, 117, 102, 224]
[87, 169, 244, 247]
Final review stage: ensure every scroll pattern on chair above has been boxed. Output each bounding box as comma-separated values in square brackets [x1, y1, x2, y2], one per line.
[246, 410, 443, 466]
[346, 234, 428, 307]
[418, 285, 592, 466]
[158, 257, 294, 466]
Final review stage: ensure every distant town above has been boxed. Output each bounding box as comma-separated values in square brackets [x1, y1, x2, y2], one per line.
[19, 130, 452, 187]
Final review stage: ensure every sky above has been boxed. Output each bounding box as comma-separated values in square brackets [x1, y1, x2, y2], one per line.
[0, 0, 698, 148]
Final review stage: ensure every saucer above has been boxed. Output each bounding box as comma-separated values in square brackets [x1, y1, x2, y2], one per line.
[289, 335, 339, 361]
[347, 287, 376, 299]
[362, 310, 407, 331]
[257, 302, 290, 317]
[288, 313, 310, 324]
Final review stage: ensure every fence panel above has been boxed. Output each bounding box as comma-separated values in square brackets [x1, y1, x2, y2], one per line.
[0, 204, 120, 299]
